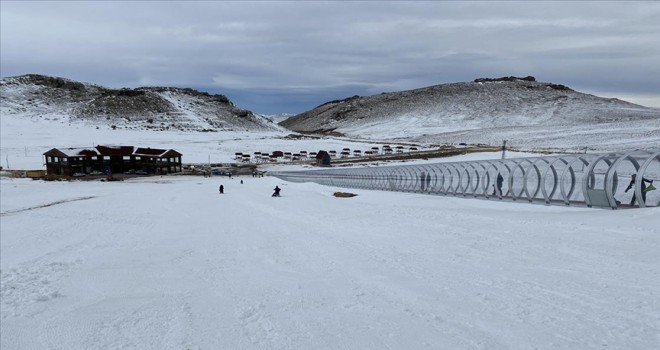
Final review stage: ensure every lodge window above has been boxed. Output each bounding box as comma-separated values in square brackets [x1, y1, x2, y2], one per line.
[123, 156, 130, 161]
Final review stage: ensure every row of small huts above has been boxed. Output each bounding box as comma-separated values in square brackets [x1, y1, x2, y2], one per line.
[235, 145, 419, 163]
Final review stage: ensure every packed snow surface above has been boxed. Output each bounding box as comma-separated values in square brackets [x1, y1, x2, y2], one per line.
[2, 173, 659, 349]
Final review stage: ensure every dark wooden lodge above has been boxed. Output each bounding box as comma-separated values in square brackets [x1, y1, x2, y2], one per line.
[44, 145, 182, 176]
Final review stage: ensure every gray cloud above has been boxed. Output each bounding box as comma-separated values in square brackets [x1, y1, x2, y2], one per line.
[2, 1, 659, 114]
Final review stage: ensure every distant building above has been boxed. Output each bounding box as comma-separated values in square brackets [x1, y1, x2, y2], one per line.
[43, 145, 182, 176]
[316, 150, 331, 166]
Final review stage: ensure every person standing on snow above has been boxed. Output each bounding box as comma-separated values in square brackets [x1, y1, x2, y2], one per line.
[272, 186, 281, 197]
[219, 185, 224, 194]
[625, 174, 653, 206]
[496, 173, 504, 197]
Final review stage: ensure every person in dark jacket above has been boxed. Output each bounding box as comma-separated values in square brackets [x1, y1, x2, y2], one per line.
[272, 186, 281, 197]
[625, 174, 653, 206]
[219, 185, 224, 194]
[496, 173, 504, 197]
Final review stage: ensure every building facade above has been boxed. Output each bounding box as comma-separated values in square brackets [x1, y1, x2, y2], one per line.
[44, 145, 182, 176]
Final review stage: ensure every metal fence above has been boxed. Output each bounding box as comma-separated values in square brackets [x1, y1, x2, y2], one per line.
[271, 150, 660, 209]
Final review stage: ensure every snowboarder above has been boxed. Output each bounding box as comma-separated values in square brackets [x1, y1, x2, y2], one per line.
[625, 174, 653, 206]
[272, 186, 281, 197]
[219, 185, 224, 194]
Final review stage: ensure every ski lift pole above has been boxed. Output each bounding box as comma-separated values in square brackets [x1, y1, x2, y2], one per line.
[501, 140, 507, 160]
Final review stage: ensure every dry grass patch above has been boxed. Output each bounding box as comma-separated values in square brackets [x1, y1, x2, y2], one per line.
[333, 192, 357, 198]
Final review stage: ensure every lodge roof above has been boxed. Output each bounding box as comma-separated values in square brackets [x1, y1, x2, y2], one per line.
[135, 148, 183, 157]
[96, 145, 135, 156]
[45, 147, 99, 157]
[134, 147, 168, 156]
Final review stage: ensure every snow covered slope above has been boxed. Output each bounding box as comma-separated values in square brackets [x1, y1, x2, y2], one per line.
[2, 174, 658, 349]
[0, 74, 282, 132]
[261, 112, 295, 124]
[281, 77, 660, 152]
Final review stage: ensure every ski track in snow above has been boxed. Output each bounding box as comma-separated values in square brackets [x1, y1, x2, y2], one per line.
[1, 175, 659, 349]
[0, 196, 96, 216]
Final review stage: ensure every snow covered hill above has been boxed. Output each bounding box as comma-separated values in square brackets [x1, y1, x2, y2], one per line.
[280, 77, 660, 152]
[3, 74, 659, 154]
[0, 74, 282, 132]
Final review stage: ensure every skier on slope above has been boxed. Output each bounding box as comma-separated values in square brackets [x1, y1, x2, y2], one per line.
[272, 186, 281, 197]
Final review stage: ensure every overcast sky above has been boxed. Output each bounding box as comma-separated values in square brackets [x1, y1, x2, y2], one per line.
[2, 1, 659, 114]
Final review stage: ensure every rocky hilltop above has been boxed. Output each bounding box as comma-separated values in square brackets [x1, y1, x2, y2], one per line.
[0, 74, 280, 132]
[279, 76, 660, 151]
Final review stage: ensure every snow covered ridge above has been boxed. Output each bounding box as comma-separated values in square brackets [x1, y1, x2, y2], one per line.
[0, 74, 282, 133]
[280, 76, 660, 152]
[259, 112, 295, 124]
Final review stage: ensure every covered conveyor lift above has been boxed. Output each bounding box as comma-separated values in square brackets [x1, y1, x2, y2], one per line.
[271, 149, 660, 209]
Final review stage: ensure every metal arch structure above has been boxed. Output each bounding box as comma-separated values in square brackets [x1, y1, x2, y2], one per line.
[271, 149, 660, 209]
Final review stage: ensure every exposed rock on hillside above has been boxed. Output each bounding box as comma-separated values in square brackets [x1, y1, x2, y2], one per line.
[473, 75, 537, 83]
